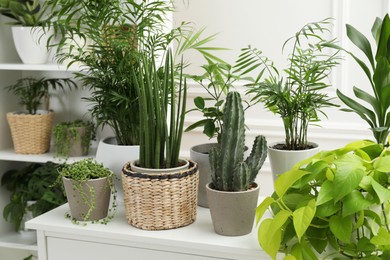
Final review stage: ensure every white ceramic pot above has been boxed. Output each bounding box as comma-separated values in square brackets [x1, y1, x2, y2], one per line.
[268, 142, 320, 181]
[95, 137, 140, 202]
[12, 26, 52, 64]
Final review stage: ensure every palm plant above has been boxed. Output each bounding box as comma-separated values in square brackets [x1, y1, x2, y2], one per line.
[0, 0, 52, 26]
[325, 14, 390, 145]
[236, 19, 340, 150]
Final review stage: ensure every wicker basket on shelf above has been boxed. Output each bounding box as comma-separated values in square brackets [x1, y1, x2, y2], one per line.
[6, 110, 54, 154]
[121, 160, 199, 230]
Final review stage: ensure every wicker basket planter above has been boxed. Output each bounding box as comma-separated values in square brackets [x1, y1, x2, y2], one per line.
[121, 159, 199, 230]
[6, 110, 54, 154]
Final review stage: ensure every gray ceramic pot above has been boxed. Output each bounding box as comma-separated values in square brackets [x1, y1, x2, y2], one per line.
[206, 182, 260, 236]
[63, 176, 111, 221]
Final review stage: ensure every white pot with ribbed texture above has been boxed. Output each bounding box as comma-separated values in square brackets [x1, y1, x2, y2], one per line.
[12, 26, 52, 64]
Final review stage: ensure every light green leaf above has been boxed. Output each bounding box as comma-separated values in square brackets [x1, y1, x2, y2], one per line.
[371, 179, 390, 203]
[329, 215, 352, 243]
[316, 200, 340, 217]
[342, 190, 373, 217]
[370, 227, 390, 245]
[291, 243, 318, 260]
[275, 169, 310, 198]
[292, 199, 316, 242]
[316, 180, 333, 206]
[256, 197, 275, 225]
[283, 256, 296, 260]
[332, 154, 365, 202]
[373, 155, 390, 172]
[258, 218, 281, 260]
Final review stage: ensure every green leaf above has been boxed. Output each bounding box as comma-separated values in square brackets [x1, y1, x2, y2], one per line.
[373, 155, 390, 172]
[292, 199, 316, 242]
[194, 96, 205, 109]
[283, 256, 296, 260]
[203, 120, 216, 138]
[371, 179, 390, 203]
[275, 169, 310, 198]
[342, 190, 373, 217]
[332, 154, 365, 202]
[184, 119, 209, 132]
[256, 197, 275, 224]
[329, 215, 352, 243]
[346, 24, 375, 70]
[258, 218, 281, 260]
[316, 180, 333, 206]
[357, 237, 376, 254]
[290, 243, 317, 260]
[371, 227, 390, 246]
[316, 200, 340, 217]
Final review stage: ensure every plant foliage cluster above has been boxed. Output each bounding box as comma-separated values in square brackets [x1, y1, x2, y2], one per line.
[0, 0, 51, 26]
[256, 140, 390, 259]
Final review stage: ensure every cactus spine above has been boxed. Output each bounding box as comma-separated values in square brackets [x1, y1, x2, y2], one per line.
[209, 91, 267, 191]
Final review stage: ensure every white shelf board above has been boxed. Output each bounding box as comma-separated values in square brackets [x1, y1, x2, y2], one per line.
[0, 231, 37, 251]
[0, 147, 96, 163]
[0, 63, 79, 72]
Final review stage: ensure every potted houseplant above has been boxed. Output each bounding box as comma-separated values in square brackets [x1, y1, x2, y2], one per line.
[185, 61, 247, 207]
[1, 162, 67, 231]
[57, 158, 116, 223]
[256, 140, 390, 259]
[236, 19, 340, 181]
[6, 77, 76, 154]
[121, 49, 199, 231]
[0, 0, 54, 64]
[53, 119, 95, 158]
[326, 14, 390, 145]
[206, 91, 267, 236]
[46, 0, 218, 199]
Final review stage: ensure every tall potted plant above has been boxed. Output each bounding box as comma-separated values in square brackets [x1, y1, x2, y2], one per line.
[0, 0, 54, 64]
[6, 77, 76, 154]
[121, 50, 199, 231]
[236, 19, 340, 180]
[206, 91, 267, 236]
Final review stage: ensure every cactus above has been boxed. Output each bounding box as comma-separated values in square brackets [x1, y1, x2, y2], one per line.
[209, 91, 267, 191]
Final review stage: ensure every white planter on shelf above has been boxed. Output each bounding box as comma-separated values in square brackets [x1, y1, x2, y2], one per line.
[95, 137, 139, 202]
[12, 26, 52, 64]
[268, 141, 320, 181]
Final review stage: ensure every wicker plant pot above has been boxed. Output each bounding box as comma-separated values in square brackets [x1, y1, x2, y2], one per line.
[6, 110, 54, 154]
[121, 159, 199, 230]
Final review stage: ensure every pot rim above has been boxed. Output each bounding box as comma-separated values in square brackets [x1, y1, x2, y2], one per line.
[206, 182, 259, 194]
[268, 141, 319, 152]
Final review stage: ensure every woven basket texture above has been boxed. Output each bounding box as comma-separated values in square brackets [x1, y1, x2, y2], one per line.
[6, 111, 54, 154]
[122, 160, 199, 230]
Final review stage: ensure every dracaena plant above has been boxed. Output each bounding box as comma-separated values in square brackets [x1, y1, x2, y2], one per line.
[325, 14, 390, 145]
[256, 140, 390, 259]
[236, 18, 340, 150]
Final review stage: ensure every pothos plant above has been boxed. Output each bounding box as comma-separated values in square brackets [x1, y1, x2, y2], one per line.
[56, 158, 117, 225]
[256, 140, 390, 259]
[53, 119, 95, 158]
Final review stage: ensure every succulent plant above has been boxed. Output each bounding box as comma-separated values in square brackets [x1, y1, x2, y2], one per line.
[209, 91, 267, 191]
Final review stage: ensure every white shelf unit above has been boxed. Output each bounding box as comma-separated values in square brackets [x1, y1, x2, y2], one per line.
[0, 62, 83, 258]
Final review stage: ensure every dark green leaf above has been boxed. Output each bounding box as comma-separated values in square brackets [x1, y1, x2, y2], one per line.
[329, 215, 352, 243]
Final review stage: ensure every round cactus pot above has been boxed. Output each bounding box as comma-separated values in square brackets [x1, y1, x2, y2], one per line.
[206, 182, 260, 236]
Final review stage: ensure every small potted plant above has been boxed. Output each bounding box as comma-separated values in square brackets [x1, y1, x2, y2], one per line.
[206, 91, 267, 236]
[57, 158, 116, 223]
[6, 77, 76, 154]
[53, 119, 95, 158]
[0, 0, 54, 64]
[236, 19, 340, 181]
[256, 140, 390, 259]
[1, 162, 67, 231]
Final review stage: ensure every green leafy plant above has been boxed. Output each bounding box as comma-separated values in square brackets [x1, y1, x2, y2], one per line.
[236, 18, 340, 150]
[209, 91, 267, 191]
[56, 158, 117, 224]
[256, 140, 390, 259]
[45, 0, 220, 146]
[325, 14, 390, 145]
[1, 162, 67, 231]
[0, 0, 52, 26]
[6, 77, 77, 114]
[131, 50, 186, 169]
[185, 62, 247, 143]
[53, 119, 95, 158]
